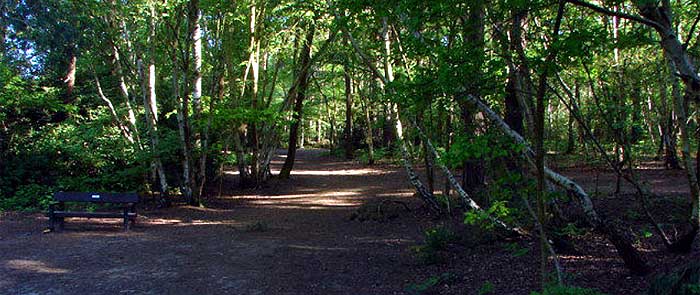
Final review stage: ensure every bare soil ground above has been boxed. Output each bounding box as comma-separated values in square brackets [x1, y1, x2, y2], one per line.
[1, 149, 698, 294]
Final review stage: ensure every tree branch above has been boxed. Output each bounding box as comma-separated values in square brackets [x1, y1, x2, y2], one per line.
[566, 0, 662, 30]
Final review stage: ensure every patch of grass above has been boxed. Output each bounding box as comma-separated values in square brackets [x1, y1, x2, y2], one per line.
[479, 281, 495, 295]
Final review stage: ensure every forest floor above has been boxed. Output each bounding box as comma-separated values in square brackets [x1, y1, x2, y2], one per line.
[1, 149, 699, 294]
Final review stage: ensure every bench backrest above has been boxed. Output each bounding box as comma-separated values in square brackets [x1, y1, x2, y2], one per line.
[53, 192, 139, 203]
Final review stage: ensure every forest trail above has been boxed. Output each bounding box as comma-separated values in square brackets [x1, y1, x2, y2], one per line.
[0, 149, 439, 295]
[3, 149, 693, 294]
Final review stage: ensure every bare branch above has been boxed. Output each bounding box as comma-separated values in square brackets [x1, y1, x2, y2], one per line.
[566, 0, 662, 30]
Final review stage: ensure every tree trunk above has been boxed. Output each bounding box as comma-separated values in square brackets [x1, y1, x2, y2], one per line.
[465, 93, 649, 275]
[279, 24, 316, 179]
[344, 65, 354, 159]
[63, 47, 77, 100]
[139, 5, 168, 195]
[361, 88, 375, 165]
[341, 15, 441, 212]
[668, 56, 700, 252]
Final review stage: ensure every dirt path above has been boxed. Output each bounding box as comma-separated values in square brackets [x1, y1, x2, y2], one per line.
[0, 149, 437, 294]
[4, 150, 697, 294]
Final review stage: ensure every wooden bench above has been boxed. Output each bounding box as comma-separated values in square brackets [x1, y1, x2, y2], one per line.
[47, 192, 139, 231]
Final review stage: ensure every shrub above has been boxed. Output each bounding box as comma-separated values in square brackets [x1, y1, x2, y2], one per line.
[411, 226, 456, 265]
[0, 184, 53, 211]
[424, 226, 456, 251]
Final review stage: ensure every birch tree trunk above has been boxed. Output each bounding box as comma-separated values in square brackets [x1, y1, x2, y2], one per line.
[463, 93, 649, 275]
[139, 4, 168, 195]
[340, 15, 441, 212]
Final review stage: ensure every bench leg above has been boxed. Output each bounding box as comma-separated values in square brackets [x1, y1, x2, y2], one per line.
[123, 207, 130, 231]
[130, 204, 137, 226]
[57, 202, 65, 230]
[48, 204, 55, 232]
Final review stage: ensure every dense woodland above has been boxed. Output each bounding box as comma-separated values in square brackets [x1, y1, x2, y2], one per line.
[2, 0, 700, 293]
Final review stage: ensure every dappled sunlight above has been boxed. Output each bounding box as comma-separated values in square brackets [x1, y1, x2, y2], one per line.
[559, 255, 615, 263]
[179, 206, 233, 213]
[227, 190, 365, 209]
[144, 218, 184, 225]
[353, 237, 416, 245]
[5, 259, 69, 274]
[248, 198, 360, 207]
[232, 191, 361, 200]
[144, 217, 242, 227]
[271, 168, 389, 176]
[375, 191, 415, 198]
[225, 167, 389, 176]
[180, 219, 242, 227]
[287, 244, 349, 251]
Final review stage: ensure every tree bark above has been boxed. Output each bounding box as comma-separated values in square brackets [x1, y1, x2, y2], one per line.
[279, 23, 316, 179]
[668, 56, 700, 252]
[344, 65, 354, 159]
[464, 93, 649, 275]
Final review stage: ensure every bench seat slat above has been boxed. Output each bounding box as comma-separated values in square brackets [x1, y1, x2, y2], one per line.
[53, 211, 137, 219]
[54, 192, 139, 203]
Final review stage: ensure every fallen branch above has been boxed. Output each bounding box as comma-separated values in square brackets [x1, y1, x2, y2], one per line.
[462, 93, 650, 275]
[550, 74, 673, 248]
[413, 122, 527, 236]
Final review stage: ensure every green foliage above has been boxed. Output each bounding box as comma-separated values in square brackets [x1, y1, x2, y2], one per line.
[503, 242, 530, 257]
[424, 226, 456, 251]
[404, 272, 457, 295]
[556, 223, 586, 237]
[0, 70, 147, 210]
[0, 184, 53, 212]
[479, 281, 495, 295]
[442, 133, 523, 169]
[355, 147, 388, 164]
[464, 200, 511, 229]
[411, 226, 456, 265]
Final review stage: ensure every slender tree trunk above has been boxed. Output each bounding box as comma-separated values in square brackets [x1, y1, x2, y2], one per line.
[341, 15, 440, 212]
[658, 58, 682, 169]
[466, 93, 649, 275]
[360, 82, 375, 165]
[458, 1, 486, 194]
[94, 73, 134, 144]
[344, 65, 354, 159]
[668, 56, 700, 252]
[532, 1, 565, 284]
[63, 47, 77, 101]
[139, 5, 168, 195]
[279, 23, 316, 179]
[565, 82, 578, 154]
